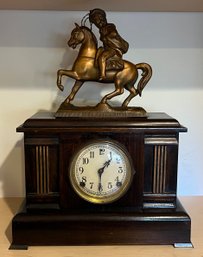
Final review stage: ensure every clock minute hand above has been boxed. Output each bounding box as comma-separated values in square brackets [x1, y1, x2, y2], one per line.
[98, 166, 105, 192]
[97, 158, 112, 192]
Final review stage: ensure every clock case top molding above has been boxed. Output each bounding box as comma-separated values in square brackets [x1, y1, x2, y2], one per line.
[1, 0, 203, 12]
[10, 111, 192, 249]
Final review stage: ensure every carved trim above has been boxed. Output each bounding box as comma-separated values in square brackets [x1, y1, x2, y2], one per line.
[153, 145, 167, 194]
[25, 137, 59, 145]
[35, 146, 49, 194]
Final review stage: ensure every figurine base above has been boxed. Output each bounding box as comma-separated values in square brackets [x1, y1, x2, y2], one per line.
[10, 199, 191, 249]
[55, 102, 147, 118]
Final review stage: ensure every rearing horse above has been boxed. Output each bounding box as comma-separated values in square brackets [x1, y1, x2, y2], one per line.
[57, 23, 152, 108]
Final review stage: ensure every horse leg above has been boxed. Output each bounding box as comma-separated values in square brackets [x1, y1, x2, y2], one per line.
[64, 80, 84, 104]
[57, 69, 79, 91]
[101, 86, 124, 104]
[122, 86, 138, 108]
[100, 76, 124, 104]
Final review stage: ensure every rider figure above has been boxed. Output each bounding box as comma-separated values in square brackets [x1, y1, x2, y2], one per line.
[89, 8, 129, 80]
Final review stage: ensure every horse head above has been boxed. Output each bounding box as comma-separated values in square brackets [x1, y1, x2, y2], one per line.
[68, 23, 85, 49]
[68, 23, 98, 50]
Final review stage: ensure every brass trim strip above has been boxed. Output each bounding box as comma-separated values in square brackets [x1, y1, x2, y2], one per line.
[145, 137, 178, 145]
[35, 145, 50, 194]
[36, 146, 40, 194]
[153, 145, 167, 194]
[46, 146, 50, 193]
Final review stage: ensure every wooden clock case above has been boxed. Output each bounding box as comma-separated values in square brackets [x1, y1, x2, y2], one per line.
[10, 112, 192, 249]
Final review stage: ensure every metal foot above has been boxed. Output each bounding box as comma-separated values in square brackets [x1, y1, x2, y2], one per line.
[174, 243, 193, 248]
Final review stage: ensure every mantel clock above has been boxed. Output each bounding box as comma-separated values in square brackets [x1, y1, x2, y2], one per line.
[10, 8, 192, 249]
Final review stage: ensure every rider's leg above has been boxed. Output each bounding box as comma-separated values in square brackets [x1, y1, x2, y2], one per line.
[95, 47, 104, 67]
[98, 49, 115, 80]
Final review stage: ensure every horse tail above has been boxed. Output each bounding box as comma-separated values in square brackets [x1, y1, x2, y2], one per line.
[135, 63, 152, 96]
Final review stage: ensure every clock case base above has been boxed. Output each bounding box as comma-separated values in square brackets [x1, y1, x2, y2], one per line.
[11, 112, 192, 248]
[10, 198, 191, 249]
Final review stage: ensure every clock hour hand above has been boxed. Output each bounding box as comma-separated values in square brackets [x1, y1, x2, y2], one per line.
[102, 154, 112, 169]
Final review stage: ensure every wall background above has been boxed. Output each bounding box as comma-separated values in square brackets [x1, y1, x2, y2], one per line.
[0, 11, 203, 197]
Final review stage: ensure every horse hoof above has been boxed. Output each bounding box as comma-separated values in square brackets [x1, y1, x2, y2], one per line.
[101, 99, 107, 104]
[58, 84, 64, 91]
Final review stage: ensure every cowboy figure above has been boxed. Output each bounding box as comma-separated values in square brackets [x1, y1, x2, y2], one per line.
[89, 8, 129, 80]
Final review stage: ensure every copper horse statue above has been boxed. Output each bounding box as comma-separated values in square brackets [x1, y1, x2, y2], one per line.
[57, 24, 152, 108]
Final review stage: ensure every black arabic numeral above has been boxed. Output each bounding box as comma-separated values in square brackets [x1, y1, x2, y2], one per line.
[80, 176, 87, 187]
[83, 158, 89, 164]
[118, 167, 124, 173]
[79, 167, 84, 174]
[90, 151, 94, 158]
[89, 182, 94, 189]
[108, 182, 113, 189]
[99, 148, 105, 155]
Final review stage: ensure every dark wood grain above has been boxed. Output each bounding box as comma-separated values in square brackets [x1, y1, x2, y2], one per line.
[10, 111, 191, 248]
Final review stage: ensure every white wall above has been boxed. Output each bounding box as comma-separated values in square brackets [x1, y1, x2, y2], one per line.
[0, 11, 203, 197]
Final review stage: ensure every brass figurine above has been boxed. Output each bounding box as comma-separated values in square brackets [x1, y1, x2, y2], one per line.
[56, 9, 152, 116]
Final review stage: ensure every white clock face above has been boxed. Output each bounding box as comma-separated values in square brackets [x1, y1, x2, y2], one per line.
[69, 140, 134, 204]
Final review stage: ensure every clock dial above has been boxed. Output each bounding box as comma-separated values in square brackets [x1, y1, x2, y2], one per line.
[69, 140, 134, 204]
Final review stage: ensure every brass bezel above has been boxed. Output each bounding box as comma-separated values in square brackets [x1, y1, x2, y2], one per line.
[69, 139, 135, 204]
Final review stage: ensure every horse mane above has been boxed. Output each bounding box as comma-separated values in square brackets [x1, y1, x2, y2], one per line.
[81, 26, 98, 49]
